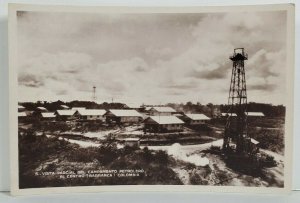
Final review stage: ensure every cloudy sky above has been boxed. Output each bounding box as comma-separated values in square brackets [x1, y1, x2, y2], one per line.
[17, 10, 287, 105]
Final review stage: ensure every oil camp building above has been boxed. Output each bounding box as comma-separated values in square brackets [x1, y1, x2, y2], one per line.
[55, 109, 77, 121]
[144, 116, 184, 132]
[183, 113, 211, 125]
[246, 112, 265, 117]
[149, 106, 176, 116]
[74, 109, 106, 121]
[105, 109, 143, 124]
[41, 112, 56, 121]
[18, 105, 26, 112]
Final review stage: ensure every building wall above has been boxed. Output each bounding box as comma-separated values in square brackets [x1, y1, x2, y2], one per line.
[83, 115, 105, 121]
[190, 120, 206, 125]
[42, 117, 56, 121]
[144, 123, 183, 132]
[18, 108, 26, 112]
[164, 124, 183, 131]
[57, 115, 74, 121]
[120, 116, 140, 123]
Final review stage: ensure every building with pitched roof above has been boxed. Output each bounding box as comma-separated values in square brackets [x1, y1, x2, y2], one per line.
[184, 113, 211, 125]
[41, 112, 56, 121]
[18, 105, 26, 112]
[55, 110, 76, 120]
[144, 116, 184, 132]
[74, 109, 106, 121]
[18, 112, 27, 122]
[149, 106, 176, 116]
[105, 109, 143, 124]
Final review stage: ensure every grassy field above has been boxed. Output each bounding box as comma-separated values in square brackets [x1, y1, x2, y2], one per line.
[19, 131, 182, 188]
[248, 117, 285, 155]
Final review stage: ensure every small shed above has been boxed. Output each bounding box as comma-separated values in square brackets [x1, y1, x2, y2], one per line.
[144, 116, 184, 132]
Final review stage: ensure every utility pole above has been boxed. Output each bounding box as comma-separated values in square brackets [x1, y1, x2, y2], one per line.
[92, 86, 96, 101]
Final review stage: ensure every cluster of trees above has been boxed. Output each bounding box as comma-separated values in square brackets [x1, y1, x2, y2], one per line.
[219, 102, 285, 117]
[167, 101, 285, 117]
[20, 100, 126, 111]
[20, 100, 285, 117]
[166, 102, 215, 117]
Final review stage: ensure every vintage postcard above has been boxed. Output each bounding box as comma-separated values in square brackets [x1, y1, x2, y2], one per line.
[9, 4, 295, 195]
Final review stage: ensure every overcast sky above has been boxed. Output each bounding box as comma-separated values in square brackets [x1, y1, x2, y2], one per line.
[17, 10, 287, 105]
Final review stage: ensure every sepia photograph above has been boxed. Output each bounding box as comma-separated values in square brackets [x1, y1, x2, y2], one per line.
[9, 4, 294, 195]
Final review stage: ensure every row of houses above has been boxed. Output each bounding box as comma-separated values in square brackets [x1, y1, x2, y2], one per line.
[18, 106, 211, 132]
[18, 104, 265, 132]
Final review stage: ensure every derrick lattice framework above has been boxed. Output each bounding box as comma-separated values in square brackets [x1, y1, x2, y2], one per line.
[223, 48, 250, 153]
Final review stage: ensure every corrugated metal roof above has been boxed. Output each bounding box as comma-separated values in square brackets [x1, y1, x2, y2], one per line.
[18, 112, 27, 117]
[147, 116, 184, 124]
[150, 106, 176, 113]
[56, 110, 76, 116]
[247, 112, 264, 117]
[41, 112, 56, 118]
[109, 109, 142, 117]
[185, 114, 210, 120]
[76, 109, 106, 116]
[61, 105, 69, 109]
[71, 107, 86, 111]
[37, 107, 47, 111]
[251, 138, 259, 145]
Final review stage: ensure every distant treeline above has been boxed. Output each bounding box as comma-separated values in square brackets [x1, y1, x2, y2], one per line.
[219, 102, 285, 117]
[167, 102, 285, 117]
[20, 100, 125, 112]
[20, 100, 285, 117]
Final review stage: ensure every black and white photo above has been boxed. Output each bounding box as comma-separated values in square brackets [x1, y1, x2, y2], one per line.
[9, 4, 295, 195]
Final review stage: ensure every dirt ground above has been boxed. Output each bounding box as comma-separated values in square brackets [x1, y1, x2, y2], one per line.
[147, 139, 284, 187]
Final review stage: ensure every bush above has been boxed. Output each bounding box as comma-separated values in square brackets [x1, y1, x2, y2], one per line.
[155, 150, 169, 166]
[189, 170, 209, 185]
